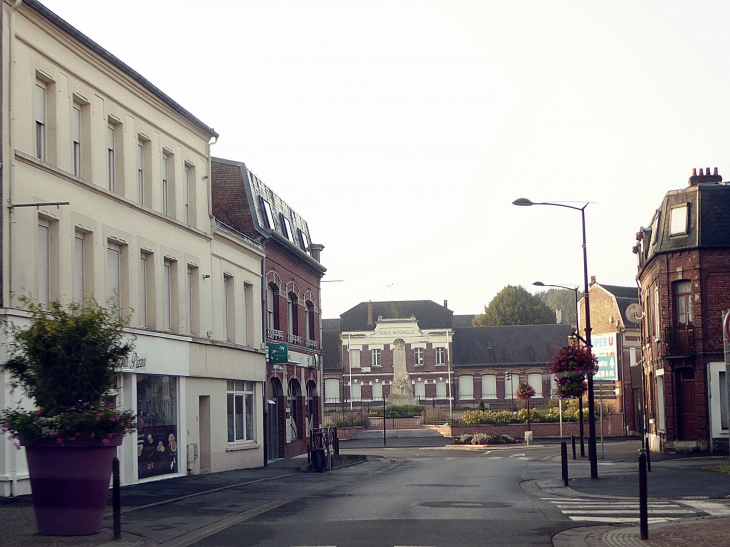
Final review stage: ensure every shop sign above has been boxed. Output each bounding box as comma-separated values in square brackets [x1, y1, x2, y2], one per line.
[120, 352, 147, 370]
[268, 343, 289, 364]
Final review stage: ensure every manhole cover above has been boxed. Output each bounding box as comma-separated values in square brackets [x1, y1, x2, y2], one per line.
[420, 501, 510, 509]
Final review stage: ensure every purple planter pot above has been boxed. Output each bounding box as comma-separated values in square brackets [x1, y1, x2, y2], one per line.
[22, 435, 123, 536]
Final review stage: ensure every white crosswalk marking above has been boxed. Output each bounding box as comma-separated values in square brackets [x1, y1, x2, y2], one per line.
[543, 497, 703, 523]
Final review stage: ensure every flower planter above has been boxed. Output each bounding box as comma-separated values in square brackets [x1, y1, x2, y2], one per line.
[22, 435, 123, 536]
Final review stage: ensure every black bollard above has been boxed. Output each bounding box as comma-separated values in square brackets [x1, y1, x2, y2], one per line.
[561, 441, 569, 487]
[645, 437, 651, 472]
[639, 452, 648, 540]
[113, 456, 121, 540]
[571, 434, 576, 460]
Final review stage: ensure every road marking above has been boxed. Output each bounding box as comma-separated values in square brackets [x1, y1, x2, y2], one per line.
[509, 453, 526, 458]
[542, 497, 704, 524]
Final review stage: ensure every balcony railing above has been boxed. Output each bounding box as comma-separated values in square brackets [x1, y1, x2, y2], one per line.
[288, 333, 302, 345]
[663, 324, 695, 356]
[306, 339, 319, 349]
[267, 328, 284, 341]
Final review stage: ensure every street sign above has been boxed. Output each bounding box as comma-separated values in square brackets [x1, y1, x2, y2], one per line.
[268, 343, 289, 364]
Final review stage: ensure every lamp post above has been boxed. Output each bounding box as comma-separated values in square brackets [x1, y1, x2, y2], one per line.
[514, 198, 598, 479]
[533, 281, 586, 452]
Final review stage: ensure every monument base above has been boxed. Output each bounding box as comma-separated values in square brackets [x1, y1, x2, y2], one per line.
[386, 393, 418, 406]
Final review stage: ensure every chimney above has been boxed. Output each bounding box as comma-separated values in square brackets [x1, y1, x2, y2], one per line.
[689, 167, 722, 186]
[590, 275, 596, 286]
[367, 300, 373, 325]
[309, 243, 324, 262]
[443, 299, 448, 309]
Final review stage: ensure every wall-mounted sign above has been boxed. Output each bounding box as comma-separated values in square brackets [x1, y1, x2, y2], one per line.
[120, 352, 147, 370]
[593, 333, 618, 381]
[268, 343, 289, 364]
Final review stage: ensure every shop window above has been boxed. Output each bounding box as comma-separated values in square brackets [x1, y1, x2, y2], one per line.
[137, 374, 178, 478]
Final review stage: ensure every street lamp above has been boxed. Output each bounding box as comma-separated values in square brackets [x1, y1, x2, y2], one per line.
[514, 198, 598, 479]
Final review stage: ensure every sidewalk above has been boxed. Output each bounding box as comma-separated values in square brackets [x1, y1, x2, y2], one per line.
[0, 456, 309, 547]
[547, 444, 730, 547]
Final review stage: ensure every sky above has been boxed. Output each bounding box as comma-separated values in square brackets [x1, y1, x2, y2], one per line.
[40, 1, 730, 318]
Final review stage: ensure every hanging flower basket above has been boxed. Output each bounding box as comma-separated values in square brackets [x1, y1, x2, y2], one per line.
[549, 344, 598, 399]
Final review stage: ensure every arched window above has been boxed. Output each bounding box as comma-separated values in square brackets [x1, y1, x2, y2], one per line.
[267, 283, 279, 331]
[288, 292, 299, 336]
[305, 301, 316, 342]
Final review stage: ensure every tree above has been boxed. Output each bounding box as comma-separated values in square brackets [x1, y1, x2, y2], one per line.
[534, 288, 584, 326]
[473, 285, 556, 326]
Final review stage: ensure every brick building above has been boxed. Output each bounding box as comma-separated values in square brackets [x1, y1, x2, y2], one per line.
[322, 300, 572, 411]
[211, 158, 326, 460]
[634, 168, 730, 452]
[578, 281, 642, 436]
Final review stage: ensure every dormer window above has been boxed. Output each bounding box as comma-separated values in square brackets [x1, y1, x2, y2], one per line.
[281, 215, 294, 242]
[670, 204, 689, 235]
[261, 198, 275, 229]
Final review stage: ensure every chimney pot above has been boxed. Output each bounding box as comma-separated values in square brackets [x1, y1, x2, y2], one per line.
[692, 168, 697, 176]
[715, 167, 719, 176]
[700, 168, 704, 176]
[444, 299, 448, 309]
[707, 167, 711, 175]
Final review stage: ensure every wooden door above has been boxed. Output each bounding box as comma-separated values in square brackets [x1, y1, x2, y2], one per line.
[677, 368, 698, 441]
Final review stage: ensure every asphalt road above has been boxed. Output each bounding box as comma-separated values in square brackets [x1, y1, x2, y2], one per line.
[179, 444, 578, 547]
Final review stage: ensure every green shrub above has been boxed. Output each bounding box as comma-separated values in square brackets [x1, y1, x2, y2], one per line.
[371, 404, 425, 418]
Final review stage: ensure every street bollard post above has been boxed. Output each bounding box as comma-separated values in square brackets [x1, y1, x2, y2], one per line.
[571, 434, 576, 460]
[113, 456, 121, 540]
[639, 452, 648, 540]
[561, 441, 569, 487]
[645, 437, 651, 472]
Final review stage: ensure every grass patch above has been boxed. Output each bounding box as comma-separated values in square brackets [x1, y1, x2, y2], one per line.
[701, 465, 730, 475]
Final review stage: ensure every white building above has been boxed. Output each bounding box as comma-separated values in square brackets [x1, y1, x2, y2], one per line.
[0, 0, 266, 496]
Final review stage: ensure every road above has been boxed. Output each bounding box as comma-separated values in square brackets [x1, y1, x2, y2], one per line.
[145, 443, 576, 547]
[105, 439, 723, 547]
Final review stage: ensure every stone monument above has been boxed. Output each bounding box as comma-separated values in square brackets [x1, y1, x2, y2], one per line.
[386, 338, 417, 406]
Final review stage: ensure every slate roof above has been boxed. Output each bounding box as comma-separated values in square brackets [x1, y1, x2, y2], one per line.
[24, 0, 217, 139]
[212, 157, 325, 273]
[640, 181, 730, 271]
[453, 314, 479, 328]
[592, 284, 640, 328]
[321, 322, 343, 372]
[452, 324, 572, 367]
[340, 300, 453, 332]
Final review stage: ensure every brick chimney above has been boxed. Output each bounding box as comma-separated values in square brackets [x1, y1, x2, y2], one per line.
[367, 300, 373, 325]
[688, 167, 722, 186]
[443, 299, 448, 309]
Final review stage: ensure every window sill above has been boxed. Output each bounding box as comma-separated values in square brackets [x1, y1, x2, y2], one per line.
[226, 442, 260, 452]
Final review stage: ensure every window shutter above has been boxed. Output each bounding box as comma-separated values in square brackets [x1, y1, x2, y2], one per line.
[74, 235, 84, 302]
[35, 84, 45, 123]
[107, 244, 121, 309]
[164, 262, 171, 331]
[38, 223, 50, 306]
[140, 255, 147, 328]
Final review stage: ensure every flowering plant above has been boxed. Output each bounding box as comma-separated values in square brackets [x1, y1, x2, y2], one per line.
[515, 383, 536, 402]
[549, 344, 598, 399]
[1, 299, 136, 446]
[1, 402, 136, 446]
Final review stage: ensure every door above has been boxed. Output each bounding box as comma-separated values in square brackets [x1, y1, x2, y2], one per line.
[267, 399, 279, 460]
[676, 368, 698, 441]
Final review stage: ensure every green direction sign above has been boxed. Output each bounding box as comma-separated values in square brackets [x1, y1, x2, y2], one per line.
[595, 355, 618, 381]
[268, 343, 289, 364]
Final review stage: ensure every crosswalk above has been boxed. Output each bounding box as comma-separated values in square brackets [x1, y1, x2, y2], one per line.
[543, 497, 702, 523]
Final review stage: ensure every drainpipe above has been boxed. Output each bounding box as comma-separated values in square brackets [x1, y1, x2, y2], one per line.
[6, 0, 24, 498]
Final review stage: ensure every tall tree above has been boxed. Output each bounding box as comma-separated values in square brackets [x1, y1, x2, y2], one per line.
[534, 288, 584, 327]
[473, 285, 556, 326]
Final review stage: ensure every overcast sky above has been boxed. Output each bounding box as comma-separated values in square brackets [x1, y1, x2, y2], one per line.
[41, 1, 730, 318]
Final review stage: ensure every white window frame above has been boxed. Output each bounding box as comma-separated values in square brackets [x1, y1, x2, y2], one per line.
[372, 381, 383, 401]
[325, 378, 340, 403]
[73, 232, 85, 302]
[414, 347, 424, 366]
[224, 274, 234, 342]
[140, 253, 149, 328]
[35, 82, 47, 161]
[163, 259, 173, 331]
[527, 373, 543, 398]
[670, 204, 688, 235]
[262, 199, 275, 230]
[436, 380, 447, 399]
[459, 375, 474, 401]
[481, 374, 497, 399]
[436, 346, 447, 365]
[107, 124, 116, 192]
[107, 242, 122, 313]
[372, 348, 382, 367]
[349, 348, 361, 369]
[350, 381, 362, 402]
[137, 139, 145, 206]
[227, 380, 255, 443]
[38, 220, 50, 306]
[72, 104, 81, 177]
